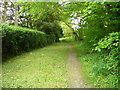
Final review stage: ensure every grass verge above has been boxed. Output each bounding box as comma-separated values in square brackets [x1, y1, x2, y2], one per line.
[2, 43, 69, 88]
[73, 41, 118, 88]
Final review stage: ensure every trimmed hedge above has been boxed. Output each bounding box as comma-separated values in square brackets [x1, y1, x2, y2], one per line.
[1, 24, 56, 58]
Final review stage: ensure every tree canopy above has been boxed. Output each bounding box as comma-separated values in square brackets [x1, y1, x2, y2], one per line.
[1, 1, 120, 88]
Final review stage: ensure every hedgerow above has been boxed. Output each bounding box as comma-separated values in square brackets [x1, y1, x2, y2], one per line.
[1, 24, 56, 59]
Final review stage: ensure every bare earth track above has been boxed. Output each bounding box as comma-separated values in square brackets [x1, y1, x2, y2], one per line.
[65, 43, 90, 88]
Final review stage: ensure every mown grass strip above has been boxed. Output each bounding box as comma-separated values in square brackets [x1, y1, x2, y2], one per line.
[2, 43, 69, 88]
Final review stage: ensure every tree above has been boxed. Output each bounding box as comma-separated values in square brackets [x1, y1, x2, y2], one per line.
[19, 2, 63, 41]
[14, 2, 18, 26]
[63, 2, 120, 43]
[2, 2, 8, 23]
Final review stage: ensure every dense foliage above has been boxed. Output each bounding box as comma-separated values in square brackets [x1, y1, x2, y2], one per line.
[18, 2, 63, 41]
[40, 22, 63, 42]
[93, 32, 119, 87]
[65, 2, 120, 88]
[1, 2, 63, 42]
[80, 2, 120, 46]
[62, 2, 120, 88]
[1, 24, 56, 59]
[1, 1, 119, 88]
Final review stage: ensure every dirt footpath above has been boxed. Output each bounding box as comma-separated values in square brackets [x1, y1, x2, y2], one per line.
[66, 43, 90, 88]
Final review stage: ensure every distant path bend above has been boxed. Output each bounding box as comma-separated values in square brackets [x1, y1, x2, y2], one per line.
[65, 43, 90, 88]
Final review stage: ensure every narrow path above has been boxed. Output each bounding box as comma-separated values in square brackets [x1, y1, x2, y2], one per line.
[66, 43, 90, 88]
[3, 43, 91, 88]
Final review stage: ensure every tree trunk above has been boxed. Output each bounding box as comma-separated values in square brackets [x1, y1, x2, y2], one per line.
[2, 2, 7, 23]
[14, 3, 18, 26]
[63, 21, 79, 40]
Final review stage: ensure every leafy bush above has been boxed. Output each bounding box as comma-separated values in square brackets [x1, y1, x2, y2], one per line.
[74, 41, 119, 88]
[76, 2, 120, 49]
[46, 34, 56, 45]
[39, 22, 63, 42]
[94, 32, 120, 67]
[1, 24, 56, 59]
[74, 32, 119, 88]
[93, 32, 120, 88]
[95, 32, 120, 52]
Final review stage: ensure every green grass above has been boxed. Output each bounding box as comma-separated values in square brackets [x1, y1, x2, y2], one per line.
[59, 36, 75, 43]
[74, 41, 118, 88]
[2, 43, 69, 88]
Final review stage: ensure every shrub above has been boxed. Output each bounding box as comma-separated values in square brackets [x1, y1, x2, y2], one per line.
[46, 34, 56, 45]
[39, 22, 63, 42]
[1, 24, 56, 59]
[93, 32, 120, 88]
